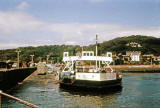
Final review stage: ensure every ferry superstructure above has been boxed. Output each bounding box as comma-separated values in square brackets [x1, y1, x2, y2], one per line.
[58, 35, 122, 89]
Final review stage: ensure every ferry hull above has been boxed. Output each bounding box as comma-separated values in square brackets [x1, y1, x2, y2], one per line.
[60, 78, 122, 90]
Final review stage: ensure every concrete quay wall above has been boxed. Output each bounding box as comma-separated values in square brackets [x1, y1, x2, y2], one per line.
[0, 67, 36, 90]
[111, 65, 160, 73]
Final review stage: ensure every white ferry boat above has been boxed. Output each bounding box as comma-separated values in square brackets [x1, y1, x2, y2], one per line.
[58, 36, 122, 89]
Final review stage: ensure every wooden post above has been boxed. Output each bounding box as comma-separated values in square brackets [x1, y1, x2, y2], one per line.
[0, 91, 39, 108]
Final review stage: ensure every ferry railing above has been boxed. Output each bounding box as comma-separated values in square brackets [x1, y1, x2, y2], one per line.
[0, 90, 40, 108]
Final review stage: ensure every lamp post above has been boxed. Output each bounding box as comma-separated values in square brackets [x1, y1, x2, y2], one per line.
[46, 55, 50, 64]
[30, 55, 34, 63]
[15, 49, 21, 69]
[51, 57, 54, 64]
[39, 57, 42, 62]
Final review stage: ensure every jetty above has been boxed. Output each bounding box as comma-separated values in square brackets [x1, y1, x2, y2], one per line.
[0, 67, 36, 91]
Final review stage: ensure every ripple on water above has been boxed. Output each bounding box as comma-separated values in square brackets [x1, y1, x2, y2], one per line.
[2, 73, 160, 108]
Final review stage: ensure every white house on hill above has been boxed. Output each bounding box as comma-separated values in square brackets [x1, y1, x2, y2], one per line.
[126, 51, 141, 61]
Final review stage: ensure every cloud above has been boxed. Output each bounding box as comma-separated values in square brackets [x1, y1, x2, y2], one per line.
[0, 11, 160, 49]
[0, 11, 45, 34]
[0, 43, 20, 49]
[45, 23, 160, 45]
[17, 1, 30, 10]
[65, 41, 78, 45]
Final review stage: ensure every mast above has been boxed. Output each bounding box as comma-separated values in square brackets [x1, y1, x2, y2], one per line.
[82, 46, 83, 53]
[96, 34, 98, 70]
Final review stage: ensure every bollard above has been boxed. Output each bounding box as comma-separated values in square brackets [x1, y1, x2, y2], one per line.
[0, 94, 1, 108]
[0, 90, 2, 108]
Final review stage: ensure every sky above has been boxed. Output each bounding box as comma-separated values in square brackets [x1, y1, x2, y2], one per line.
[0, 0, 160, 49]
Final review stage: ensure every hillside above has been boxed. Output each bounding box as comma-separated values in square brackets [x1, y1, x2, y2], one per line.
[1, 35, 160, 63]
[98, 35, 160, 55]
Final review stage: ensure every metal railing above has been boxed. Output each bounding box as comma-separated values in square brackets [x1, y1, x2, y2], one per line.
[0, 90, 40, 108]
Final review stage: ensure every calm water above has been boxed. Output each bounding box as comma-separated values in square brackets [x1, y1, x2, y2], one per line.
[2, 73, 160, 108]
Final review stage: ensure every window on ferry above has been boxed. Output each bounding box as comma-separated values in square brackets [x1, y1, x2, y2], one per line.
[108, 54, 111, 57]
[64, 52, 69, 57]
[84, 53, 86, 56]
[90, 53, 93, 56]
[87, 53, 89, 56]
[77, 68, 83, 72]
[64, 68, 69, 71]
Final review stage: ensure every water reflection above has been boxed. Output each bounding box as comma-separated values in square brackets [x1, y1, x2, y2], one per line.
[59, 87, 122, 108]
[59, 86, 122, 96]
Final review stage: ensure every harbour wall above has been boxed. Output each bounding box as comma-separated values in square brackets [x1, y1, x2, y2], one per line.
[0, 67, 37, 91]
[111, 65, 160, 73]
